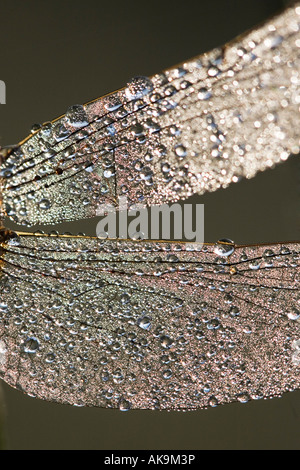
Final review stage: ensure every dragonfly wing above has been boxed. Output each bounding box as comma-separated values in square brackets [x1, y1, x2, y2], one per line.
[1, 4, 300, 225]
[0, 232, 299, 410]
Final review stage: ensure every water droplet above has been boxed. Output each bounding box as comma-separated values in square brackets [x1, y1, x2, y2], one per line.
[38, 199, 51, 210]
[23, 337, 40, 354]
[174, 145, 187, 158]
[161, 162, 171, 173]
[230, 306, 240, 317]
[140, 167, 153, 181]
[120, 293, 130, 305]
[287, 308, 300, 321]
[264, 35, 283, 49]
[131, 123, 144, 136]
[14, 298, 24, 309]
[45, 353, 56, 363]
[249, 259, 261, 270]
[214, 239, 235, 257]
[198, 87, 212, 100]
[30, 123, 41, 133]
[167, 254, 179, 263]
[207, 66, 220, 77]
[292, 350, 300, 366]
[237, 392, 250, 404]
[1, 167, 14, 179]
[160, 336, 173, 349]
[137, 316, 152, 330]
[104, 94, 122, 111]
[208, 396, 218, 407]
[292, 339, 300, 350]
[65, 104, 88, 128]
[125, 76, 153, 100]
[119, 397, 131, 411]
[162, 369, 172, 379]
[103, 168, 115, 179]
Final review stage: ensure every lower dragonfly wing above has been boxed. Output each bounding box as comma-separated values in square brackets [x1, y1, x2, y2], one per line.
[0, 232, 299, 410]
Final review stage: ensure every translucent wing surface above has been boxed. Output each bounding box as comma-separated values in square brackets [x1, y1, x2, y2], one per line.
[0, 230, 299, 410]
[1, 4, 300, 225]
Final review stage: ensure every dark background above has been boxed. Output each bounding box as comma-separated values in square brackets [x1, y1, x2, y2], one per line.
[0, 0, 300, 450]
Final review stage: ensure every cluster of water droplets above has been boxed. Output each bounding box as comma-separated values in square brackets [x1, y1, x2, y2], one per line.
[2, 5, 300, 225]
[0, 231, 299, 410]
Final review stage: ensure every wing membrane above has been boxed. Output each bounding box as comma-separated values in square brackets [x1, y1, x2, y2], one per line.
[0, 231, 299, 410]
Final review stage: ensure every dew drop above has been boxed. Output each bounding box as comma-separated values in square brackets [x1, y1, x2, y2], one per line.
[120, 293, 130, 305]
[0, 168, 13, 179]
[207, 319, 221, 330]
[264, 35, 283, 49]
[237, 392, 250, 404]
[208, 396, 218, 407]
[104, 94, 122, 111]
[292, 350, 300, 366]
[119, 397, 131, 411]
[137, 316, 152, 330]
[214, 239, 235, 257]
[207, 66, 220, 77]
[23, 337, 40, 354]
[292, 339, 300, 350]
[45, 353, 56, 363]
[287, 308, 300, 321]
[38, 199, 51, 210]
[161, 162, 171, 173]
[140, 167, 153, 181]
[198, 87, 212, 100]
[162, 369, 172, 380]
[230, 306, 240, 317]
[53, 123, 70, 141]
[174, 145, 187, 158]
[160, 335, 173, 349]
[125, 76, 153, 100]
[131, 123, 144, 136]
[0, 300, 7, 312]
[65, 105, 88, 128]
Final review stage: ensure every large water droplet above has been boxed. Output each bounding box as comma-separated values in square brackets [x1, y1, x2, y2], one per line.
[214, 239, 235, 257]
[137, 316, 152, 330]
[125, 76, 153, 100]
[119, 397, 131, 411]
[38, 199, 51, 210]
[65, 105, 88, 128]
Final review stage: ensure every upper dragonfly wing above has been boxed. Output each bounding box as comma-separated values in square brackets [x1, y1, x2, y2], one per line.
[1, 3, 300, 225]
[0, 231, 299, 410]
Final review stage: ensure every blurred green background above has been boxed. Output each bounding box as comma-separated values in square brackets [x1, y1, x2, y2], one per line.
[0, 0, 300, 450]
